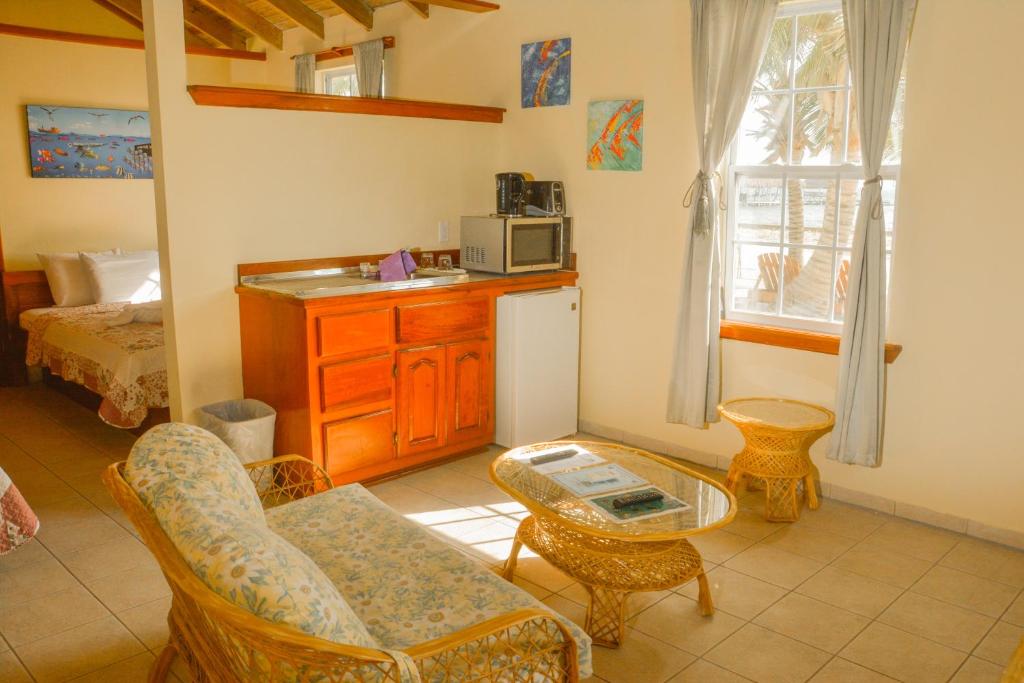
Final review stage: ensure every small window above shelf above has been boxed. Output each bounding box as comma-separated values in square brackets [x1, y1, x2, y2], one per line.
[186, 85, 505, 124]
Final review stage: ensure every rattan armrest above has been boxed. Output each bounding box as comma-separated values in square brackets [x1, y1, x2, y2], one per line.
[244, 455, 334, 509]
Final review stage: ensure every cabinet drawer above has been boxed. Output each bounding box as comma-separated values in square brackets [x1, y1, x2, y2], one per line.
[320, 355, 393, 412]
[323, 410, 394, 477]
[397, 298, 488, 344]
[318, 308, 391, 358]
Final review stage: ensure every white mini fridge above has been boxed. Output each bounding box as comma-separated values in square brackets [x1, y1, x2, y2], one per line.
[495, 286, 581, 448]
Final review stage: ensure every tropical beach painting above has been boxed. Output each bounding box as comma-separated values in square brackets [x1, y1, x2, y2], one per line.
[587, 99, 644, 172]
[26, 105, 153, 179]
[521, 38, 571, 108]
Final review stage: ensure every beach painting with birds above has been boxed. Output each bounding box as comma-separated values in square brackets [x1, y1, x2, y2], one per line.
[26, 105, 152, 179]
[521, 38, 571, 108]
[587, 99, 644, 172]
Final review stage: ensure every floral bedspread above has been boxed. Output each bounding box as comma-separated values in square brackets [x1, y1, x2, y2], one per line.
[20, 304, 168, 428]
[1, 466, 39, 555]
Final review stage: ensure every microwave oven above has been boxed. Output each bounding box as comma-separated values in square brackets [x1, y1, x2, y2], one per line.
[460, 216, 570, 274]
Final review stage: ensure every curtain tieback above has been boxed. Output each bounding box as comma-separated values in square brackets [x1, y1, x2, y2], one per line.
[863, 174, 884, 219]
[683, 171, 725, 236]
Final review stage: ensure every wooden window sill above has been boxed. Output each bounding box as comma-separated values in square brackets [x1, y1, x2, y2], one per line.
[720, 320, 903, 364]
[187, 86, 505, 124]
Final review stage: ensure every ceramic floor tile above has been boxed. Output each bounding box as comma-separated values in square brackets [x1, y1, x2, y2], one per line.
[558, 584, 672, 620]
[117, 596, 172, 650]
[71, 650, 155, 683]
[832, 544, 934, 590]
[1003, 592, 1024, 627]
[840, 622, 967, 683]
[878, 592, 995, 653]
[860, 519, 960, 563]
[724, 510, 784, 541]
[667, 658, 752, 682]
[85, 563, 170, 612]
[507, 555, 575, 593]
[0, 555, 79, 607]
[795, 503, 887, 541]
[795, 566, 902, 619]
[366, 482, 460, 516]
[705, 623, 831, 683]
[35, 514, 134, 557]
[509, 575, 552, 601]
[61, 534, 156, 583]
[13, 615, 146, 683]
[809, 657, 897, 682]
[0, 583, 110, 647]
[949, 656, 1009, 682]
[973, 620, 1024, 667]
[677, 566, 787, 620]
[0, 538, 51, 572]
[911, 565, 1019, 618]
[0, 651, 32, 683]
[724, 544, 825, 590]
[630, 593, 745, 656]
[756, 526, 858, 564]
[445, 450, 501, 481]
[590, 627, 695, 683]
[29, 494, 103, 529]
[689, 530, 757, 564]
[540, 594, 587, 629]
[941, 539, 1024, 589]
[753, 593, 870, 654]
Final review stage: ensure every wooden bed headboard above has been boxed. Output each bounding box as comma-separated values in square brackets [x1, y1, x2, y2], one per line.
[2, 270, 54, 331]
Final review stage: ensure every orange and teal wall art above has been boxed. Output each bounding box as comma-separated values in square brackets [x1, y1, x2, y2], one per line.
[587, 99, 644, 172]
[521, 38, 571, 108]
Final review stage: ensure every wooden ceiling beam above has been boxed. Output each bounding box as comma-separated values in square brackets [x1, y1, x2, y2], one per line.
[421, 0, 499, 12]
[403, 1, 429, 19]
[90, 0, 144, 30]
[196, 0, 284, 50]
[263, 0, 324, 39]
[326, 0, 374, 31]
[182, 0, 246, 50]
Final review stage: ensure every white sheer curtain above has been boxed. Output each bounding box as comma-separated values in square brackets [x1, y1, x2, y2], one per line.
[353, 38, 385, 98]
[829, 0, 915, 466]
[667, 0, 779, 427]
[294, 53, 315, 94]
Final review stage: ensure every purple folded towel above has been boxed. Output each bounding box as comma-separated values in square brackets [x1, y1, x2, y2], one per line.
[379, 249, 418, 282]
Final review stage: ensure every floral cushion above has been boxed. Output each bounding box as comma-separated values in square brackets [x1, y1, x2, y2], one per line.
[266, 484, 593, 678]
[124, 423, 378, 650]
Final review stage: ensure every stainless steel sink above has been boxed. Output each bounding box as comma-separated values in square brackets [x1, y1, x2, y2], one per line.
[239, 266, 470, 299]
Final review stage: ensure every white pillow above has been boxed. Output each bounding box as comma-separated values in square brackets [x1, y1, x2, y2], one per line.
[37, 250, 119, 307]
[80, 250, 162, 304]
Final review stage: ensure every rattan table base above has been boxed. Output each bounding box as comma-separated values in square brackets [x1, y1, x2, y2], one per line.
[502, 515, 713, 648]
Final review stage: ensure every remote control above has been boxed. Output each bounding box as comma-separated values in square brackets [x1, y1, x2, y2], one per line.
[612, 491, 664, 509]
[530, 449, 577, 466]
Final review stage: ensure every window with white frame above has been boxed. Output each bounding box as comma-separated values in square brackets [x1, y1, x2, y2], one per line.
[317, 64, 359, 97]
[725, 1, 904, 332]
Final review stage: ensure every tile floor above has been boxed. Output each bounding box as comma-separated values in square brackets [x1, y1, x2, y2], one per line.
[1, 383, 1022, 682]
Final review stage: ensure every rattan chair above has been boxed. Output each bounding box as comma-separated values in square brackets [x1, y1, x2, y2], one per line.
[104, 455, 581, 682]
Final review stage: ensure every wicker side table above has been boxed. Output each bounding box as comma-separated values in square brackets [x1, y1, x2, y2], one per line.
[719, 398, 835, 522]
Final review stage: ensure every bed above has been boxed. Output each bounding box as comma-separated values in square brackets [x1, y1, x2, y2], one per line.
[2, 270, 169, 429]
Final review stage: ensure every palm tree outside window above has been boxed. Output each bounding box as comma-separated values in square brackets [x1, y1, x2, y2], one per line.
[725, 0, 905, 332]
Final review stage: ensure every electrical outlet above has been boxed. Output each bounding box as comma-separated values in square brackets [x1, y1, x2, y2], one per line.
[438, 220, 450, 243]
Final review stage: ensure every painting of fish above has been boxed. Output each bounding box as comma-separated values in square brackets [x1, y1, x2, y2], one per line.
[26, 105, 152, 179]
[587, 99, 644, 172]
[521, 38, 571, 108]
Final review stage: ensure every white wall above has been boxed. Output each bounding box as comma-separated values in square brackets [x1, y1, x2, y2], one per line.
[143, 0, 1024, 536]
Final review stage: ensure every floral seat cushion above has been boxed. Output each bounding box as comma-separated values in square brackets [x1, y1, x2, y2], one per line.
[124, 424, 378, 650]
[266, 484, 593, 678]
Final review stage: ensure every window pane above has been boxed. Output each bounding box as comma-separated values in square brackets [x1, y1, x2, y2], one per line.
[732, 244, 781, 314]
[737, 94, 791, 165]
[754, 17, 793, 91]
[834, 252, 852, 322]
[780, 246, 834, 321]
[793, 90, 847, 165]
[736, 176, 782, 242]
[795, 11, 847, 89]
[785, 178, 836, 247]
[836, 179, 862, 249]
[881, 179, 896, 231]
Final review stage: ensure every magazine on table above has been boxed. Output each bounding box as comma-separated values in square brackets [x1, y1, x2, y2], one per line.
[548, 463, 647, 497]
[586, 486, 691, 523]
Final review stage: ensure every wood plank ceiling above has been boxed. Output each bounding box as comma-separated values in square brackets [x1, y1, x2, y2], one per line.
[90, 0, 499, 51]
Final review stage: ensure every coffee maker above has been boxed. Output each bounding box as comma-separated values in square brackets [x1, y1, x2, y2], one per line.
[495, 172, 528, 216]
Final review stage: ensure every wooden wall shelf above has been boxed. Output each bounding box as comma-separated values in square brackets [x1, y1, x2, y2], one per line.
[720, 320, 903, 364]
[187, 85, 505, 123]
[0, 22, 266, 61]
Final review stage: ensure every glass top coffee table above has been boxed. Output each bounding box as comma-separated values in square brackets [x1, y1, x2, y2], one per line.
[491, 441, 736, 648]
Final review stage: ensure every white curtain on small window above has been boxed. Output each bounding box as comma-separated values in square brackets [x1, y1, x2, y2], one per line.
[294, 53, 316, 94]
[667, 0, 779, 427]
[829, 0, 915, 466]
[353, 38, 385, 98]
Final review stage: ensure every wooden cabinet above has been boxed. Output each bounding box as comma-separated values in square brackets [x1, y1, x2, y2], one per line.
[397, 346, 446, 456]
[238, 264, 577, 485]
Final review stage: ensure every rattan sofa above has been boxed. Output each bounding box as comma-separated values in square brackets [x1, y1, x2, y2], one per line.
[104, 423, 590, 682]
